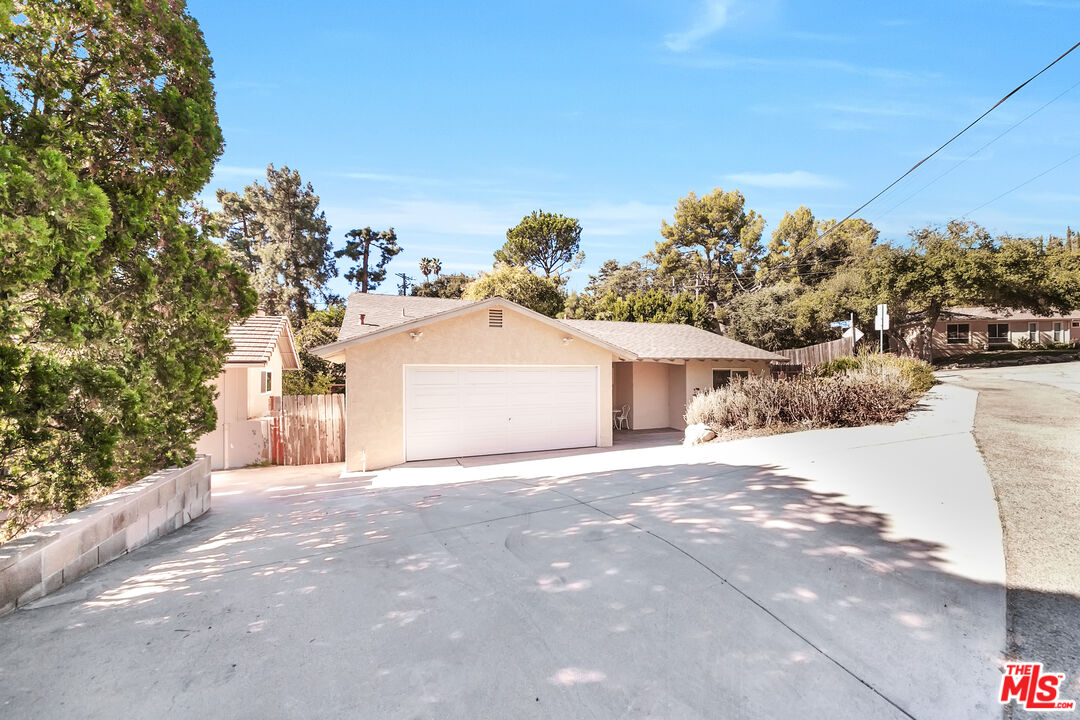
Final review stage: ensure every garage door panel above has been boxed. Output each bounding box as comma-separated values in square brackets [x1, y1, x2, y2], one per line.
[405, 366, 597, 461]
[409, 369, 460, 385]
[408, 390, 460, 411]
[461, 368, 508, 385]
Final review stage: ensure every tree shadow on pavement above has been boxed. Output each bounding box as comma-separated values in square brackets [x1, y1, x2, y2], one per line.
[0, 458, 1063, 719]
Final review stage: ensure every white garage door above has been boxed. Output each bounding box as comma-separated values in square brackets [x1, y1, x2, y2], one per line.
[404, 365, 598, 461]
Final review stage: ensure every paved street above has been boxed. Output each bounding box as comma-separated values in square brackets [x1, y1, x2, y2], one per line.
[1, 386, 1007, 719]
[941, 362, 1080, 710]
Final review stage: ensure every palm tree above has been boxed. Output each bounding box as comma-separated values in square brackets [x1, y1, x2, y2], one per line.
[419, 257, 442, 282]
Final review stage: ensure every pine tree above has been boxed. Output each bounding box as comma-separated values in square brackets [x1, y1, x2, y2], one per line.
[214, 164, 336, 320]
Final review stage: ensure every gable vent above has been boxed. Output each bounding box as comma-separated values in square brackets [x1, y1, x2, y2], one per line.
[488, 309, 503, 328]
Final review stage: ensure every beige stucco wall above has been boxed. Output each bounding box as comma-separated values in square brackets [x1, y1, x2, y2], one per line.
[667, 363, 688, 429]
[630, 362, 673, 430]
[344, 306, 616, 471]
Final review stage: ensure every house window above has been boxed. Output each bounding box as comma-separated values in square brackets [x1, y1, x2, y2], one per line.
[260, 370, 272, 394]
[1053, 322, 1063, 342]
[987, 323, 1010, 344]
[1028, 322, 1038, 343]
[713, 369, 749, 389]
[946, 324, 970, 344]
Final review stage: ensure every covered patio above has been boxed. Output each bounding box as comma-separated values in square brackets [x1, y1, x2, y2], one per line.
[611, 358, 773, 431]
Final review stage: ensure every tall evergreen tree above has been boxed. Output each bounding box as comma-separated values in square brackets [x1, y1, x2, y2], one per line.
[495, 210, 584, 280]
[213, 164, 335, 320]
[657, 187, 765, 306]
[336, 227, 402, 293]
[0, 0, 255, 537]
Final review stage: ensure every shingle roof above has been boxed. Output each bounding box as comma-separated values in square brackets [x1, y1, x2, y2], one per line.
[561, 319, 788, 361]
[226, 315, 300, 369]
[330, 293, 784, 362]
[338, 293, 475, 342]
[941, 306, 1078, 322]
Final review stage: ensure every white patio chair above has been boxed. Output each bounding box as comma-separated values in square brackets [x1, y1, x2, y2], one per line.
[614, 404, 631, 430]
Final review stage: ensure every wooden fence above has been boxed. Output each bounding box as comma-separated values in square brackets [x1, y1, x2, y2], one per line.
[778, 337, 854, 368]
[270, 394, 346, 465]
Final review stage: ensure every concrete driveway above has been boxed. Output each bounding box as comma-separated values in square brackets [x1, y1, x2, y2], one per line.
[0, 387, 1006, 719]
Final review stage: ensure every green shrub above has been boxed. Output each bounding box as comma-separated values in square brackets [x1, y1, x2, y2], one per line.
[816, 352, 934, 392]
[815, 356, 861, 376]
[855, 352, 935, 393]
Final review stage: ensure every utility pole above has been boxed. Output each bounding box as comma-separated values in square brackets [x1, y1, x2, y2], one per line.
[395, 273, 412, 296]
[850, 312, 856, 356]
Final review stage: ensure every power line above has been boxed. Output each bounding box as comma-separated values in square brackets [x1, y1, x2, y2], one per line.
[752, 38, 1080, 291]
[963, 147, 1080, 216]
[872, 76, 1080, 223]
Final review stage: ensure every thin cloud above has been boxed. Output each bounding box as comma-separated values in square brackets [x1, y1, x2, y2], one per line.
[573, 200, 669, 237]
[324, 199, 510, 238]
[725, 170, 842, 189]
[340, 171, 440, 185]
[1022, 0, 1080, 8]
[816, 102, 924, 117]
[665, 53, 934, 83]
[664, 0, 732, 52]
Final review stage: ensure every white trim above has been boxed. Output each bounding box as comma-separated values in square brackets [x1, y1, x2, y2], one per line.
[313, 297, 637, 362]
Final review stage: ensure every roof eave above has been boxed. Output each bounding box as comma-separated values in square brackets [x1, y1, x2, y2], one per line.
[311, 297, 640, 362]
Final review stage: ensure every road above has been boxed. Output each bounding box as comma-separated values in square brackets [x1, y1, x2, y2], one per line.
[0, 385, 1007, 719]
[941, 362, 1080, 710]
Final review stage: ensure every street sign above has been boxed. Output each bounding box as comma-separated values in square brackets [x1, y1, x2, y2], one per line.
[842, 326, 864, 341]
[875, 303, 890, 351]
[830, 320, 852, 329]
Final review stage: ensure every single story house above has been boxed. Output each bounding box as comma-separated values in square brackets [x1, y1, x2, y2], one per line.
[312, 293, 786, 472]
[918, 306, 1080, 359]
[196, 314, 300, 470]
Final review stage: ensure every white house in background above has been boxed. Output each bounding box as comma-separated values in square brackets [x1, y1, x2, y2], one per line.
[196, 314, 300, 470]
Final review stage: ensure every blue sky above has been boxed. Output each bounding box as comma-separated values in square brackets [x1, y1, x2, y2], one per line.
[190, 0, 1080, 295]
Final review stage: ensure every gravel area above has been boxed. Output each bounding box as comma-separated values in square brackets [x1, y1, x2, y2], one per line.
[943, 364, 1080, 711]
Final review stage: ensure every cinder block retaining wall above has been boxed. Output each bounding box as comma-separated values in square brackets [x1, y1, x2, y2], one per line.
[0, 456, 211, 616]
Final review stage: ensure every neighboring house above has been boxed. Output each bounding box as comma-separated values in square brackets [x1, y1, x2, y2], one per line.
[196, 314, 301, 470]
[914, 306, 1080, 359]
[312, 293, 785, 472]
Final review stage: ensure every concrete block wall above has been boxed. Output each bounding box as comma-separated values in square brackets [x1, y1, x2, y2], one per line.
[0, 456, 211, 616]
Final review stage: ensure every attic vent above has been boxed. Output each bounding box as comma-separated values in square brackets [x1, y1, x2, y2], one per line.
[488, 309, 503, 328]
